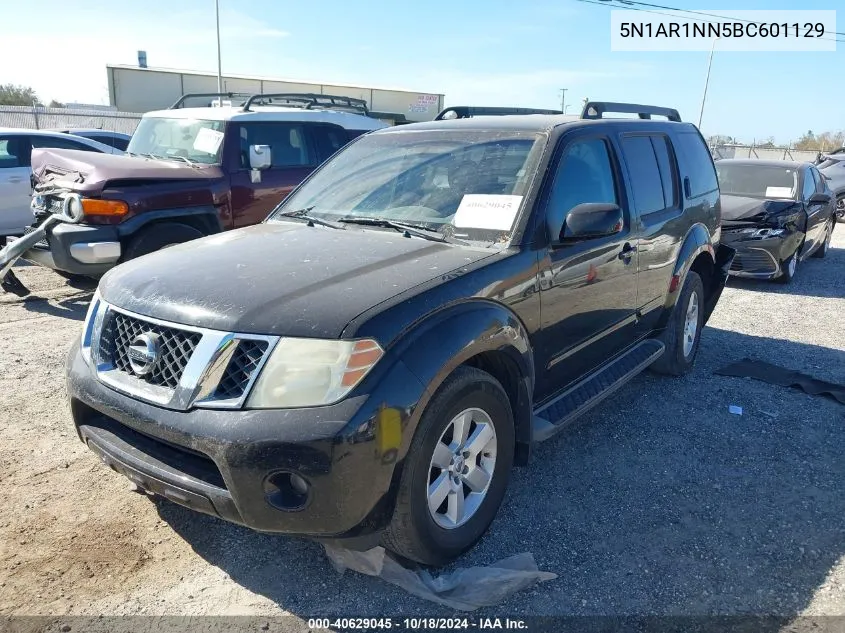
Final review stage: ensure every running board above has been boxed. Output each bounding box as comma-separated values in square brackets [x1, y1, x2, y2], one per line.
[532, 339, 665, 443]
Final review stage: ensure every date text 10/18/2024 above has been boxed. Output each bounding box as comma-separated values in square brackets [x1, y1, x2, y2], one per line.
[307, 617, 528, 630]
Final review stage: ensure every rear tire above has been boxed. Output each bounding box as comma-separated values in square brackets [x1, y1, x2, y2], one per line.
[836, 195, 845, 223]
[381, 366, 514, 566]
[123, 222, 204, 261]
[651, 271, 704, 376]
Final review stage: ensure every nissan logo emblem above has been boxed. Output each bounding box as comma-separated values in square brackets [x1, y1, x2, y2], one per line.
[127, 333, 160, 376]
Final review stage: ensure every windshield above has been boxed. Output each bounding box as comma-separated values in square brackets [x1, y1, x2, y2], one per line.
[127, 117, 225, 164]
[716, 163, 798, 199]
[269, 129, 545, 244]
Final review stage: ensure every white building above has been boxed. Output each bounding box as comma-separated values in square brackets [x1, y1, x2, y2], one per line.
[107, 65, 444, 124]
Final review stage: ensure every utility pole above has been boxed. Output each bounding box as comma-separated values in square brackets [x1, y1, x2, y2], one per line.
[559, 88, 567, 114]
[698, 37, 718, 129]
[215, 0, 223, 94]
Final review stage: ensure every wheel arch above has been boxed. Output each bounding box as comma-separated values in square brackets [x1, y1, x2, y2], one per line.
[389, 300, 535, 468]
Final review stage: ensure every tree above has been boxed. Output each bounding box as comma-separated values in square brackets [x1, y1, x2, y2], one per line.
[793, 129, 845, 151]
[0, 83, 39, 106]
[48, 99, 64, 108]
[707, 134, 735, 146]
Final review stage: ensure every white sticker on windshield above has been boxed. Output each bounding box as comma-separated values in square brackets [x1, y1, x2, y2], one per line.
[454, 195, 523, 231]
[193, 128, 224, 154]
[765, 186, 793, 198]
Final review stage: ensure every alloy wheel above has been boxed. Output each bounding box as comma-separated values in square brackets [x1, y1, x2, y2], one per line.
[427, 408, 497, 529]
[682, 291, 699, 359]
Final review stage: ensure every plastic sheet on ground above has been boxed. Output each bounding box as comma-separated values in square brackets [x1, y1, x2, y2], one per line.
[324, 544, 557, 611]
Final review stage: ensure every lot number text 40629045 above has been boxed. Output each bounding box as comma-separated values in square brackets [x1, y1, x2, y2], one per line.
[307, 617, 528, 630]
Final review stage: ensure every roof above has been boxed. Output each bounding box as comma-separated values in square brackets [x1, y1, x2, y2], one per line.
[372, 114, 691, 135]
[52, 128, 132, 137]
[717, 158, 810, 169]
[141, 106, 386, 131]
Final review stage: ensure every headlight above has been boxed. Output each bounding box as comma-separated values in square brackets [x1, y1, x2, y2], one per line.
[80, 290, 103, 365]
[741, 227, 785, 238]
[62, 194, 84, 222]
[246, 338, 384, 409]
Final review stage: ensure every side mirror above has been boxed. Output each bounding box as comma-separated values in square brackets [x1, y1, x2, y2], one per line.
[249, 144, 272, 170]
[809, 192, 831, 205]
[561, 203, 623, 241]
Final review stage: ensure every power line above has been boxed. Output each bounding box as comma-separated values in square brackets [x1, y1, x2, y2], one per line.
[575, 0, 845, 43]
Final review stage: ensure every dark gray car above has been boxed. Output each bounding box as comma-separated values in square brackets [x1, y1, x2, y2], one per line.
[716, 159, 836, 283]
[816, 149, 845, 222]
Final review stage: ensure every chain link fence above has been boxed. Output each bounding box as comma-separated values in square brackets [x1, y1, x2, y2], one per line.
[710, 143, 824, 163]
[0, 105, 142, 135]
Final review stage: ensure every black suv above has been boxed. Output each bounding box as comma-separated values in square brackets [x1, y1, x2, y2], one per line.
[67, 102, 733, 566]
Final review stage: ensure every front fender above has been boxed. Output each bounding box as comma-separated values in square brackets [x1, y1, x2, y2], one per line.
[116, 206, 224, 237]
[391, 300, 534, 455]
[655, 223, 715, 329]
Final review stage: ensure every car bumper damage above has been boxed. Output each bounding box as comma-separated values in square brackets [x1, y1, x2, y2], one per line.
[720, 224, 803, 279]
[66, 339, 423, 548]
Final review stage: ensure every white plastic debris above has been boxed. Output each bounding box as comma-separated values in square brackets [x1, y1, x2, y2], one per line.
[324, 545, 557, 611]
[729, 405, 743, 415]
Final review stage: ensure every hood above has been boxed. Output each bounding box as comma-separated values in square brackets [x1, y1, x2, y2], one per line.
[721, 194, 801, 223]
[99, 222, 496, 339]
[32, 148, 223, 194]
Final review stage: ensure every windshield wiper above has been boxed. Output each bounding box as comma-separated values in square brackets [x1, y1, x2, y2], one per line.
[275, 207, 345, 230]
[338, 217, 466, 244]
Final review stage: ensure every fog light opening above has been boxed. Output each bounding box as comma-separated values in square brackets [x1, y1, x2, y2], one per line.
[263, 471, 310, 511]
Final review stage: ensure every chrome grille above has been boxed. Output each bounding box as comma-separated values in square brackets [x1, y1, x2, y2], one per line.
[103, 312, 202, 388]
[730, 249, 777, 274]
[213, 340, 269, 400]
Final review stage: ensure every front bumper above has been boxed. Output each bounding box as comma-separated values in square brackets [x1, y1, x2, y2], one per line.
[67, 340, 423, 541]
[19, 221, 121, 276]
[721, 229, 803, 279]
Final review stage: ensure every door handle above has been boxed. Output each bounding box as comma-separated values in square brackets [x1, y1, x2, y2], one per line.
[7, 177, 23, 183]
[618, 242, 637, 262]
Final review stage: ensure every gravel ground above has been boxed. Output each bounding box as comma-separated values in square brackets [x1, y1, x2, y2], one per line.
[0, 230, 843, 623]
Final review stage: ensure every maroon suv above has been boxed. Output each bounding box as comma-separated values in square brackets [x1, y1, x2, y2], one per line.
[20, 93, 386, 278]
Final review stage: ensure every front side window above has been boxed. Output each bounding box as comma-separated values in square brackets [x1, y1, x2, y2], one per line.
[238, 122, 314, 168]
[716, 163, 799, 199]
[546, 138, 618, 241]
[127, 117, 225, 164]
[269, 129, 544, 245]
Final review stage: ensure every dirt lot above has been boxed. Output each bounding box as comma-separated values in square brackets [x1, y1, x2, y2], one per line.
[1, 232, 844, 622]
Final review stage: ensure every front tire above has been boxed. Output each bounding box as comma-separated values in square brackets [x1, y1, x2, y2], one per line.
[836, 195, 845, 223]
[381, 366, 514, 566]
[777, 250, 798, 284]
[651, 271, 704, 376]
[123, 222, 205, 261]
[812, 222, 832, 258]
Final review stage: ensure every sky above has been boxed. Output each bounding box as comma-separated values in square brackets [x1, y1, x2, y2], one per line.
[0, 0, 841, 144]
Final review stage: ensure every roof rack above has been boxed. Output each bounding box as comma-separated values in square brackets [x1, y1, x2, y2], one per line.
[241, 93, 369, 114]
[169, 92, 251, 109]
[580, 101, 681, 122]
[434, 106, 562, 120]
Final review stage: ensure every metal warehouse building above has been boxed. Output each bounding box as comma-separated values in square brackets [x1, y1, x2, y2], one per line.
[107, 64, 444, 124]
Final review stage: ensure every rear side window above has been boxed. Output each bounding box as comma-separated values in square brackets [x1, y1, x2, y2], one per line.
[311, 126, 349, 162]
[673, 131, 718, 198]
[0, 137, 24, 168]
[91, 135, 129, 151]
[620, 135, 665, 215]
